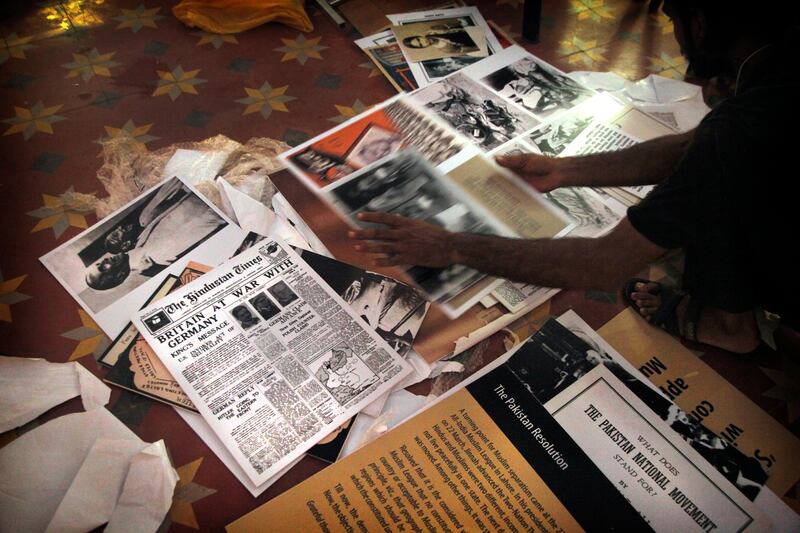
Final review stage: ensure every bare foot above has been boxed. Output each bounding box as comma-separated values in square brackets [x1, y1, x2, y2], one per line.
[630, 281, 661, 322]
[630, 281, 689, 336]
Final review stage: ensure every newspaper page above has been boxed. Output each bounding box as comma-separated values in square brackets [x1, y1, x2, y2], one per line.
[545, 365, 768, 532]
[133, 238, 413, 485]
[559, 119, 654, 199]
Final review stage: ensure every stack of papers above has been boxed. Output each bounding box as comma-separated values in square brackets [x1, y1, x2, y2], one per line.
[357, 7, 505, 91]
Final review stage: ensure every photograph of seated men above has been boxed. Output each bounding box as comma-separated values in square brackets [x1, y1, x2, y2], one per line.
[47, 177, 227, 313]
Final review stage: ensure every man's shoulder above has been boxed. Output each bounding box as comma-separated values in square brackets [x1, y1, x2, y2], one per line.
[711, 82, 797, 132]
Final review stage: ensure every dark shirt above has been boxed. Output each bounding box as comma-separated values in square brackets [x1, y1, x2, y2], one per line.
[627, 40, 799, 326]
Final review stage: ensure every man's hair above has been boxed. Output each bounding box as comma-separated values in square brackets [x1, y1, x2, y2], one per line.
[104, 231, 126, 255]
[104, 225, 137, 254]
[402, 36, 428, 48]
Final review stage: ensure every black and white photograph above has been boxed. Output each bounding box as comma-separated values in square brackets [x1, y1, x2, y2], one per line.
[382, 99, 464, 167]
[266, 281, 298, 307]
[506, 319, 605, 401]
[509, 318, 768, 500]
[142, 310, 172, 334]
[260, 240, 288, 262]
[392, 21, 486, 63]
[230, 304, 261, 330]
[325, 150, 503, 301]
[421, 55, 483, 79]
[413, 73, 539, 151]
[527, 114, 593, 156]
[41, 176, 240, 337]
[387, 7, 502, 85]
[545, 187, 620, 237]
[297, 249, 428, 357]
[481, 56, 593, 118]
[249, 292, 281, 321]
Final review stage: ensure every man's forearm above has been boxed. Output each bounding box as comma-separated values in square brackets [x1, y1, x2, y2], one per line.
[558, 129, 694, 188]
[448, 219, 667, 291]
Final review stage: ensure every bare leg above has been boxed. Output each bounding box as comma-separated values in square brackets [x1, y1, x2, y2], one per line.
[630, 282, 760, 354]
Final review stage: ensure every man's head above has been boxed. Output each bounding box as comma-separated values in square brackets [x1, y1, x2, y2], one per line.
[104, 223, 138, 254]
[231, 305, 257, 326]
[251, 294, 274, 314]
[403, 36, 435, 49]
[85, 252, 131, 291]
[663, 0, 789, 78]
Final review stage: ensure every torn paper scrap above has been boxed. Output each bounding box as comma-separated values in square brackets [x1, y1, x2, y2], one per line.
[568, 71, 628, 93]
[0, 356, 110, 433]
[162, 149, 230, 186]
[627, 74, 701, 103]
[217, 176, 276, 236]
[428, 360, 465, 379]
[45, 439, 150, 532]
[0, 409, 139, 533]
[105, 440, 179, 533]
[339, 390, 428, 458]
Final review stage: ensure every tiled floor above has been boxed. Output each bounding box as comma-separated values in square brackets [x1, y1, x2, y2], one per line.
[1, 1, 797, 529]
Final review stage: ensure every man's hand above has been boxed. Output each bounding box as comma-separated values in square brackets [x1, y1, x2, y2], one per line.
[496, 153, 564, 193]
[349, 212, 458, 268]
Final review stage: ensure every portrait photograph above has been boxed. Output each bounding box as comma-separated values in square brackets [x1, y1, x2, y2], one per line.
[266, 281, 298, 307]
[393, 21, 486, 63]
[346, 124, 403, 168]
[387, 7, 503, 85]
[230, 303, 261, 330]
[249, 292, 281, 321]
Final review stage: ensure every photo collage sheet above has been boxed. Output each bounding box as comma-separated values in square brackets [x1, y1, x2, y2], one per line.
[282, 42, 642, 320]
